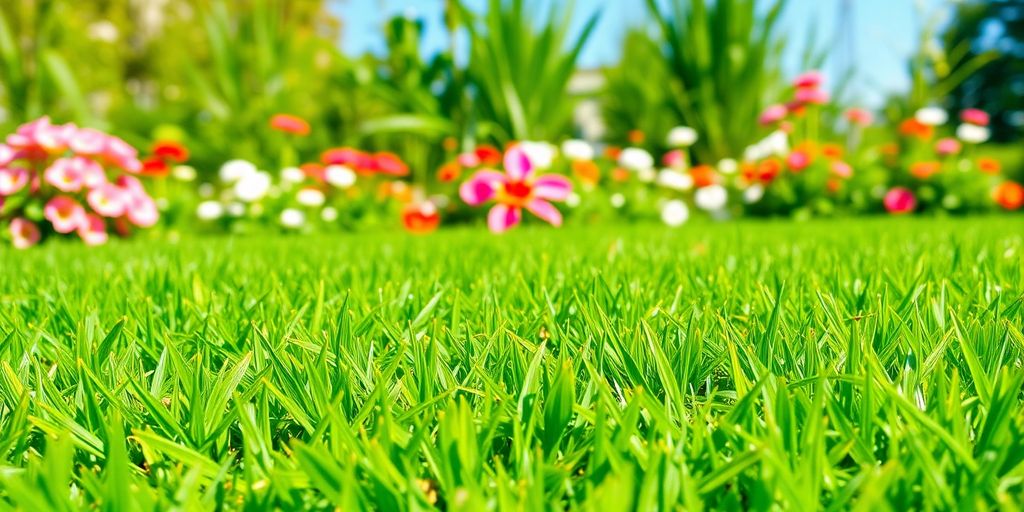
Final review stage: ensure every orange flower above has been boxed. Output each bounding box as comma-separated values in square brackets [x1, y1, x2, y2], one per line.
[627, 130, 646, 144]
[301, 163, 325, 182]
[910, 161, 941, 179]
[605, 146, 622, 160]
[821, 143, 843, 159]
[572, 159, 600, 186]
[437, 161, 462, 182]
[443, 137, 458, 152]
[741, 162, 758, 182]
[151, 140, 189, 163]
[402, 202, 441, 234]
[899, 119, 933, 140]
[690, 165, 718, 188]
[994, 181, 1024, 210]
[611, 167, 630, 182]
[758, 158, 782, 182]
[474, 145, 502, 166]
[269, 114, 311, 136]
[978, 157, 1001, 175]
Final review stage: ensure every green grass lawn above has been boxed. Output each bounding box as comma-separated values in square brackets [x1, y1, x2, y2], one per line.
[1, 216, 1023, 510]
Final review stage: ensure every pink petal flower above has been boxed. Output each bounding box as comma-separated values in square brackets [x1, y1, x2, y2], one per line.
[831, 161, 853, 178]
[960, 108, 989, 127]
[457, 152, 481, 168]
[44, 158, 85, 192]
[0, 144, 15, 166]
[787, 151, 811, 172]
[532, 174, 572, 201]
[793, 70, 824, 89]
[504, 146, 533, 181]
[77, 214, 109, 245]
[459, 170, 507, 206]
[0, 167, 29, 195]
[758, 104, 787, 125]
[663, 149, 686, 169]
[526, 198, 563, 227]
[103, 136, 142, 173]
[884, 187, 917, 214]
[487, 203, 521, 233]
[87, 182, 128, 217]
[935, 137, 961, 157]
[44, 196, 87, 233]
[794, 87, 829, 105]
[126, 195, 159, 227]
[9, 218, 41, 249]
[845, 108, 873, 126]
[70, 128, 109, 156]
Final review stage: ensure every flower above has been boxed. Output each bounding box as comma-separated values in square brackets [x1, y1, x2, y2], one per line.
[322, 147, 371, 170]
[87, 182, 128, 217]
[324, 165, 357, 189]
[279, 208, 306, 228]
[884, 187, 917, 214]
[437, 162, 462, 182]
[794, 87, 829, 105]
[718, 159, 738, 175]
[660, 200, 689, 227]
[270, 114, 311, 136]
[151, 140, 190, 162]
[296, 187, 326, 207]
[520, 141, 557, 169]
[899, 119, 934, 140]
[475, 145, 503, 166]
[666, 126, 698, 147]
[993, 181, 1023, 210]
[457, 152, 480, 168]
[9, 218, 41, 249]
[845, 108, 873, 126]
[69, 128, 108, 155]
[935, 137, 961, 156]
[280, 166, 306, 185]
[77, 214, 108, 245]
[915, 107, 948, 126]
[402, 202, 441, 234]
[786, 150, 812, 172]
[197, 200, 225, 220]
[140, 156, 170, 177]
[571, 160, 600, 186]
[610, 193, 626, 208]
[125, 194, 159, 227]
[618, 147, 654, 172]
[910, 161, 941, 179]
[743, 184, 765, 204]
[459, 146, 572, 233]
[233, 171, 272, 202]
[656, 169, 693, 191]
[628, 130, 646, 144]
[321, 206, 339, 222]
[821, 144, 843, 159]
[793, 70, 824, 88]
[0, 167, 29, 195]
[830, 161, 853, 179]
[371, 152, 409, 176]
[101, 136, 142, 173]
[960, 109, 990, 126]
[695, 184, 728, 211]
[690, 165, 718, 188]
[561, 139, 594, 161]
[977, 157, 1001, 175]
[219, 159, 258, 183]
[758, 104, 787, 125]
[956, 124, 990, 144]
[44, 196, 87, 233]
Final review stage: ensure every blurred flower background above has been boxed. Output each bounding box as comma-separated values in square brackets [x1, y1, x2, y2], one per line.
[0, 0, 1021, 245]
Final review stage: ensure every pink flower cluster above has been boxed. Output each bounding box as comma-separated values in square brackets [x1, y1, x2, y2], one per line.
[1, 117, 158, 249]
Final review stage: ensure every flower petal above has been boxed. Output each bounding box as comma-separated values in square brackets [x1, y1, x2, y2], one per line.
[504, 146, 533, 181]
[487, 204, 521, 233]
[459, 170, 507, 206]
[526, 198, 563, 227]
[532, 174, 572, 201]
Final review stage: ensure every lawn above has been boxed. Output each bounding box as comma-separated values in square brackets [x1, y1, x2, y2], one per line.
[1, 216, 1023, 510]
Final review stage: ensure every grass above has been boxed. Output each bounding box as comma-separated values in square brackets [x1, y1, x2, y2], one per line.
[1, 216, 1023, 510]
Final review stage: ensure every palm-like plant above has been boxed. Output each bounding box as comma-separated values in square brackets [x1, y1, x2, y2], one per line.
[645, 0, 788, 162]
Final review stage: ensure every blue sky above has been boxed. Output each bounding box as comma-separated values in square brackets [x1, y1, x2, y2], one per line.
[334, 0, 947, 107]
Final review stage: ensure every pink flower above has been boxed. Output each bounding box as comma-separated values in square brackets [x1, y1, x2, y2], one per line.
[77, 214, 108, 245]
[87, 182, 128, 217]
[935, 137, 961, 157]
[794, 87, 829, 105]
[9, 218, 41, 249]
[758, 104, 788, 125]
[44, 157, 104, 192]
[102, 136, 142, 173]
[44, 196, 87, 233]
[662, 149, 686, 169]
[786, 150, 811, 172]
[793, 70, 824, 89]
[117, 176, 159, 227]
[457, 152, 481, 168]
[0, 167, 29, 195]
[69, 128, 109, 156]
[960, 109, 989, 127]
[459, 146, 572, 233]
[830, 161, 853, 178]
[6, 117, 74, 154]
[0, 144, 16, 166]
[845, 108, 873, 126]
[884, 187, 917, 214]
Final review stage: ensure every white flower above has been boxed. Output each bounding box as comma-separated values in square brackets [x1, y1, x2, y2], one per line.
[172, 165, 197, 182]
[657, 169, 694, 191]
[718, 158, 738, 175]
[227, 202, 246, 217]
[566, 192, 581, 208]
[763, 131, 789, 157]
[619, 147, 654, 172]
[660, 200, 690, 227]
[915, 107, 948, 126]
[637, 167, 656, 183]
[610, 193, 626, 208]
[321, 206, 339, 222]
[666, 126, 698, 147]
[695, 184, 728, 211]
[296, 187, 326, 207]
[280, 167, 306, 185]
[324, 165, 356, 189]
[743, 184, 764, 204]
[196, 200, 224, 220]
[521, 141, 557, 169]
[561, 139, 594, 161]
[279, 208, 305, 229]
[956, 123, 990, 144]
[219, 159, 258, 183]
[233, 171, 272, 202]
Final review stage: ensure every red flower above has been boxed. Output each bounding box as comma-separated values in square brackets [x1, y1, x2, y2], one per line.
[371, 152, 409, 176]
[270, 114, 311, 136]
[140, 156, 170, 177]
[437, 162, 462, 182]
[474, 145, 502, 166]
[402, 202, 441, 234]
[151, 140, 189, 163]
[994, 181, 1023, 210]
[321, 147, 371, 171]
